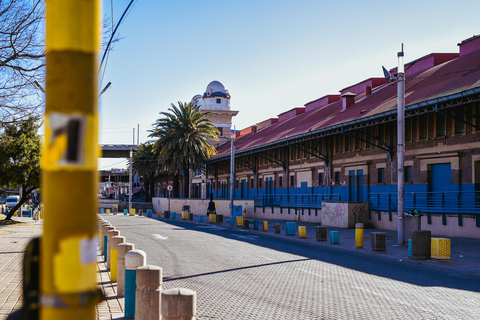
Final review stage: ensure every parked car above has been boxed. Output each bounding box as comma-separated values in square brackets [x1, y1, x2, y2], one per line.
[0, 198, 5, 204]
[6, 195, 20, 209]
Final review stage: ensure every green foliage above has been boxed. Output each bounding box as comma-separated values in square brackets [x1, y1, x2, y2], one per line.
[149, 101, 219, 198]
[0, 117, 41, 190]
[149, 101, 219, 174]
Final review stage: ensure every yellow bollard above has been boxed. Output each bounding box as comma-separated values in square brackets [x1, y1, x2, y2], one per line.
[431, 238, 451, 260]
[41, 0, 100, 318]
[355, 223, 364, 248]
[157, 211, 162, 218]
[236, 216, 243, 227]
[106, 209, 110, 215]
[263, 221, 268, 231]
[130, 208, 135, 216]
[209, 213, 216, 223]
[298, 226, 306, 238]
[182, 211, 188, 220]
[110, 236, 125, 282]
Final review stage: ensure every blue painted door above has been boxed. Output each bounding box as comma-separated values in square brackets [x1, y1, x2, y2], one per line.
[428, 163, 452, 212]
[357, 170, 364, 201]
[241, 180, 247, 199]
[349, 170, 356, 201]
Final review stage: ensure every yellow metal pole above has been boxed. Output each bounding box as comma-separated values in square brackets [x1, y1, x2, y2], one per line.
[41, 1, 100, 319]
[355, 223, 364, 248]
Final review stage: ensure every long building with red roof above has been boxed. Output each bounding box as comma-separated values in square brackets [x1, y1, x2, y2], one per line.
[198, 35, 480, 236]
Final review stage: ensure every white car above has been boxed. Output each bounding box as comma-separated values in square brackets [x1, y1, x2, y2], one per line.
[6, 195, 20, 209]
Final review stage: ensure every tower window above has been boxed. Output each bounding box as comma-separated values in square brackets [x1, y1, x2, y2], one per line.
[216, 98, 221, 104]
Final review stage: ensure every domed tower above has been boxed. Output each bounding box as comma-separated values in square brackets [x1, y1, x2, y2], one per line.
[198, 80, 238, 141]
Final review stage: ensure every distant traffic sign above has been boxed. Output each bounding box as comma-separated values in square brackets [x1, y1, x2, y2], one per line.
[167, 185, 173, 192]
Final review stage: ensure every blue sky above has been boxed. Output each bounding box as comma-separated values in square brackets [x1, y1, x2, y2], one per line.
[98, 0, 480, 169]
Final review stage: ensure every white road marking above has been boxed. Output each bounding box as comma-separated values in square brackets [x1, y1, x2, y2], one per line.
[152, 234, 168, 240]
[297, 268, 326, 278]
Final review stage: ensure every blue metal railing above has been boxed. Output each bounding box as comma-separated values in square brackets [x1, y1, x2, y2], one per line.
[368, 191, 480, 214]
[254, 193, 341, 209]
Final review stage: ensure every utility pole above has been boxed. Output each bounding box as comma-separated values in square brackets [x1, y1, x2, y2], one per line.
[129, 148, 133, 213]
[397, 44, 405, 245]
[137, 123, 139, 145]
[42, 1, 100, 319]
[230, 135, 234, 218]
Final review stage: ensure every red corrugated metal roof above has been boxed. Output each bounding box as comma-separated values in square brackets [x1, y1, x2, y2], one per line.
[213, 49, 480, 158]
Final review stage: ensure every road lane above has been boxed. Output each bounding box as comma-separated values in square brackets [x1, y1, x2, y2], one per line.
[103, 215, 480, 320]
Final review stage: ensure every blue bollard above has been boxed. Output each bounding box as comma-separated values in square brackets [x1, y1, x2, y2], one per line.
[124, 209, 128, 215]
[125, 269, 136, 318]
[254, 219, 259, 230]
[125, 250, 146, 318]
[230, 216, 235, 226]
[147, 209, 152, 217]
[104, 236, 108, 261]
[408, 239, 412, 257]
[101, 208, 104, 214]
[286, 222, 296, 235]
[199, 215, 204, 222]
[330, 231, 340, 244]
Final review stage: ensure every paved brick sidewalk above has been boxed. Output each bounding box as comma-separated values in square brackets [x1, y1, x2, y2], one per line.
[0, 217, 42, 320]
[96, 253, 125, 320]
[0, 215, 125, 320]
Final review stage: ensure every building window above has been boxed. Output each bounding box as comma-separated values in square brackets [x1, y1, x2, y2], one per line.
[258, 178, 262, 188]
[365, 127, 372, 148]
[335, 135, 341, 153]
[318, 172, 324, 186]
[377, 124, 385, 143]
[476, 102, 480, 128]
[405, 118, 412, 142]
[344, 136, 350, 152]
[213, 182, 216, 189]
[435, 113, 445, 137]
[334, 172, 340, 184]
[378, 168, 385, 183]
[235, 180, 239, 188]
[405, 166, 412, 182]
[354, 136, 361, 150]
[279, 176, 283, 187]
[216, 98, 221, 104]
[419, 114, 428, 139]
[290, 175, 295, 187]
[454, 107, 465, 134]
[250, 178, 254, 188]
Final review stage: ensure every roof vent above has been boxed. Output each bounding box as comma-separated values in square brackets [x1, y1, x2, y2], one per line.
[340, 92, 357, 111]
[365, 86, 372, 96]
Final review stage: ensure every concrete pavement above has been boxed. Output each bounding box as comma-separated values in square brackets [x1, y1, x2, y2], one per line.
[1, 211, 478, 320]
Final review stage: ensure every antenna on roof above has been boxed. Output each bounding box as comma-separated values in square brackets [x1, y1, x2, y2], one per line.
[382, 66, 393, 81]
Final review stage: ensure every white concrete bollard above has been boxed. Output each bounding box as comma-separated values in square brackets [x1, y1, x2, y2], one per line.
[117, 242, 135, 297]
[107, 229, 120, 270]
[161, 288, 196, 320]
[125, 250, 147, 318]
[100, 222, 110, 250]
[135, 265, 163, 320]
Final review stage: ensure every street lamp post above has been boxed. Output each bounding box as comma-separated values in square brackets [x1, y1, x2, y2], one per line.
[230, 136, 234, 218]
[397, 45, 405, 245]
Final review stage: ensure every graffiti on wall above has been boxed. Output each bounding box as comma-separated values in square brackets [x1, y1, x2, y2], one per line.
[352, 204, 368, 223]
[323, 203, 345, 224]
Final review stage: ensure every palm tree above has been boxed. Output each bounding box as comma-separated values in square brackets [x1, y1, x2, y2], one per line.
[132, 143, 157, 201]
[149, 101, 219, 198]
